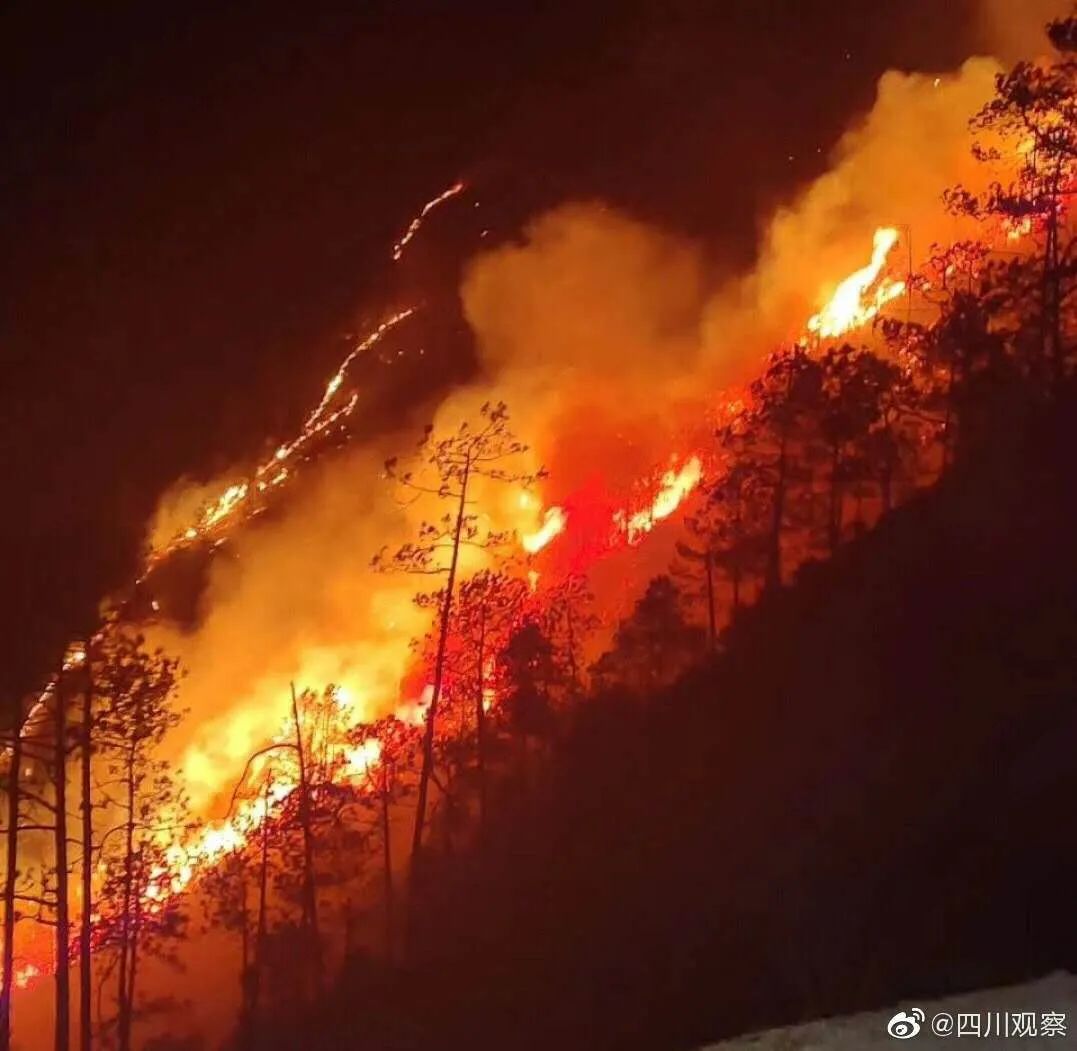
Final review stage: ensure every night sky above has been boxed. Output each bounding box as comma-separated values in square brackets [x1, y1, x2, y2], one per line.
[1, 1, 980, 705]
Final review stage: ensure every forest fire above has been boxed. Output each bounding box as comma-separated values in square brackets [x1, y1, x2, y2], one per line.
[146, 309, 415, 571]
[807, 226, 907, 339]
[5, 10, 1075, 1050]
[391, 181, 468, 261]
[616, 456, 704, 545]
[521, 506, 567, 553]
[0, 208, 944, 1007]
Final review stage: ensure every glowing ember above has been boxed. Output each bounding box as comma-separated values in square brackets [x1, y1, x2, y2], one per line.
[807, 227, 907, 339]
[391, 181, 467, 262]
[1005, 215, 1033, 242]
[147, 310, 412, 568]
[14, 963, 40, 990]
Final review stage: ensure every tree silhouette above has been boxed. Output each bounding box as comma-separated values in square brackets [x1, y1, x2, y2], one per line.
[416, 569, 530, 832]
[727, 347, 823, 590]
[92, 635, 184, 1051]
[374, 401, 541, 882]
[816, 344, 905, 551]
[537, 574, 600, 699]
[199, 845, 254, 1046]
[674, 466, 768, 645]
[945, 42, 1076, 385]
[346, 716, 420, 961]
[590, 577, 705, 695]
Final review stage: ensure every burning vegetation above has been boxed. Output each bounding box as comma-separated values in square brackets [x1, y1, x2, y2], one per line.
[2, 7, 1076, 1051]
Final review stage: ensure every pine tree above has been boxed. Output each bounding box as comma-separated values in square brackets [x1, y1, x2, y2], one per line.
[374, 402, 541, 882]
[590, 577, 705, 694]
[92, 635, 184, 1051]
[945, 34, 1076, 386]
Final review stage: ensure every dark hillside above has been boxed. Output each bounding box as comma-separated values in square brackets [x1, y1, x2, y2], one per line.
[265, 393, 1077, 1051]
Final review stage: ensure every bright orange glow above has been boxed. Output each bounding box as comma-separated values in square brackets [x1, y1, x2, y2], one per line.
[807, 227, 907, 339]
[146, 310, 412, 569]
[616, 456, 703, 545]
[14, 963, 40, 990]
[7, 218, 950, 993]
[1005, 215, 1033, 242]
[521, 506, 567, 553]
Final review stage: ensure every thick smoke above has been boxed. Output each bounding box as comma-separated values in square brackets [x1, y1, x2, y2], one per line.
[460, 203, 709, 491]
[975, 0, 1069, 62]
[702, 60, 1001, 361]
[150, 2, 1064, 817]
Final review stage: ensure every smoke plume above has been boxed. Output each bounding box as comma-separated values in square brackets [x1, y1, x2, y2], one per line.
[148, 6, 1063, 815]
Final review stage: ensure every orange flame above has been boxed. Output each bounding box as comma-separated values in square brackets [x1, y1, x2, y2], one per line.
[147, 310, 413, 569]
[391, 181, 467, 262]
[806, 227, 907, 339]
[521, 506, 568, 554]
[616, 456, 703, 545]
[7, 220, 921, 992]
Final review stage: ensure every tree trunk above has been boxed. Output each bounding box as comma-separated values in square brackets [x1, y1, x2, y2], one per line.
[79, 675, 93, 1051]
[474, 610, 487, 831]
[767, 422, 789, 591]
[54, 679, 71, 1051]
[565, 609, 580, 694]
[116, 745, 135, 1051]
[880, 429, 895, 515]
[942, 362, 956, 469]
[828, 440, 842, 554]
[1, 724, 22, 1051]
[410, 460, 470, 878]
[289, 684, 322, 991]
[250, 779, 270, 1028]
[380, 774, 393, 962]
[703, 550, 717, 651]
[238, 863, 251, 1046]
[731, 483, 744, 612]
[1040, 159, 1062, 389]
[123, 863, 142, 1051]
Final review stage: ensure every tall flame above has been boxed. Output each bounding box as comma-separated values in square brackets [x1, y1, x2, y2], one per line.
[521, 506, 568, 553]
[5, 215, 917, 993]
[806, 227, 907, 339]
[615, 456, 703, 545]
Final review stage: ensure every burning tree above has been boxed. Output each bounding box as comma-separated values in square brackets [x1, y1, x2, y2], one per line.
[0, 642, 93, 1051]
[414, 569, 530, 834]
[0, 691, 55, 1051]
[92, 634, 186, 1051]
[883, 244, 1021, 471]
[219, 684, 383, 1018]
[374, 401, 542, 881]
[945, 32, 1077, 386]
[269, 686, 374, 995]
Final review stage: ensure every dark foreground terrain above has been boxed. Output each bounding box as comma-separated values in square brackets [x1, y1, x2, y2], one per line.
[262, 391, 1077, 1051]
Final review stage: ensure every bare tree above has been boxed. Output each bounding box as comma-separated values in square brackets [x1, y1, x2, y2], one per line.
[374, 402, 541, 884]
[93, 635, 183, 1051]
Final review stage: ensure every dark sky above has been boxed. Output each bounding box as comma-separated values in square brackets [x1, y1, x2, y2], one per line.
[0, 0, 980, 704]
